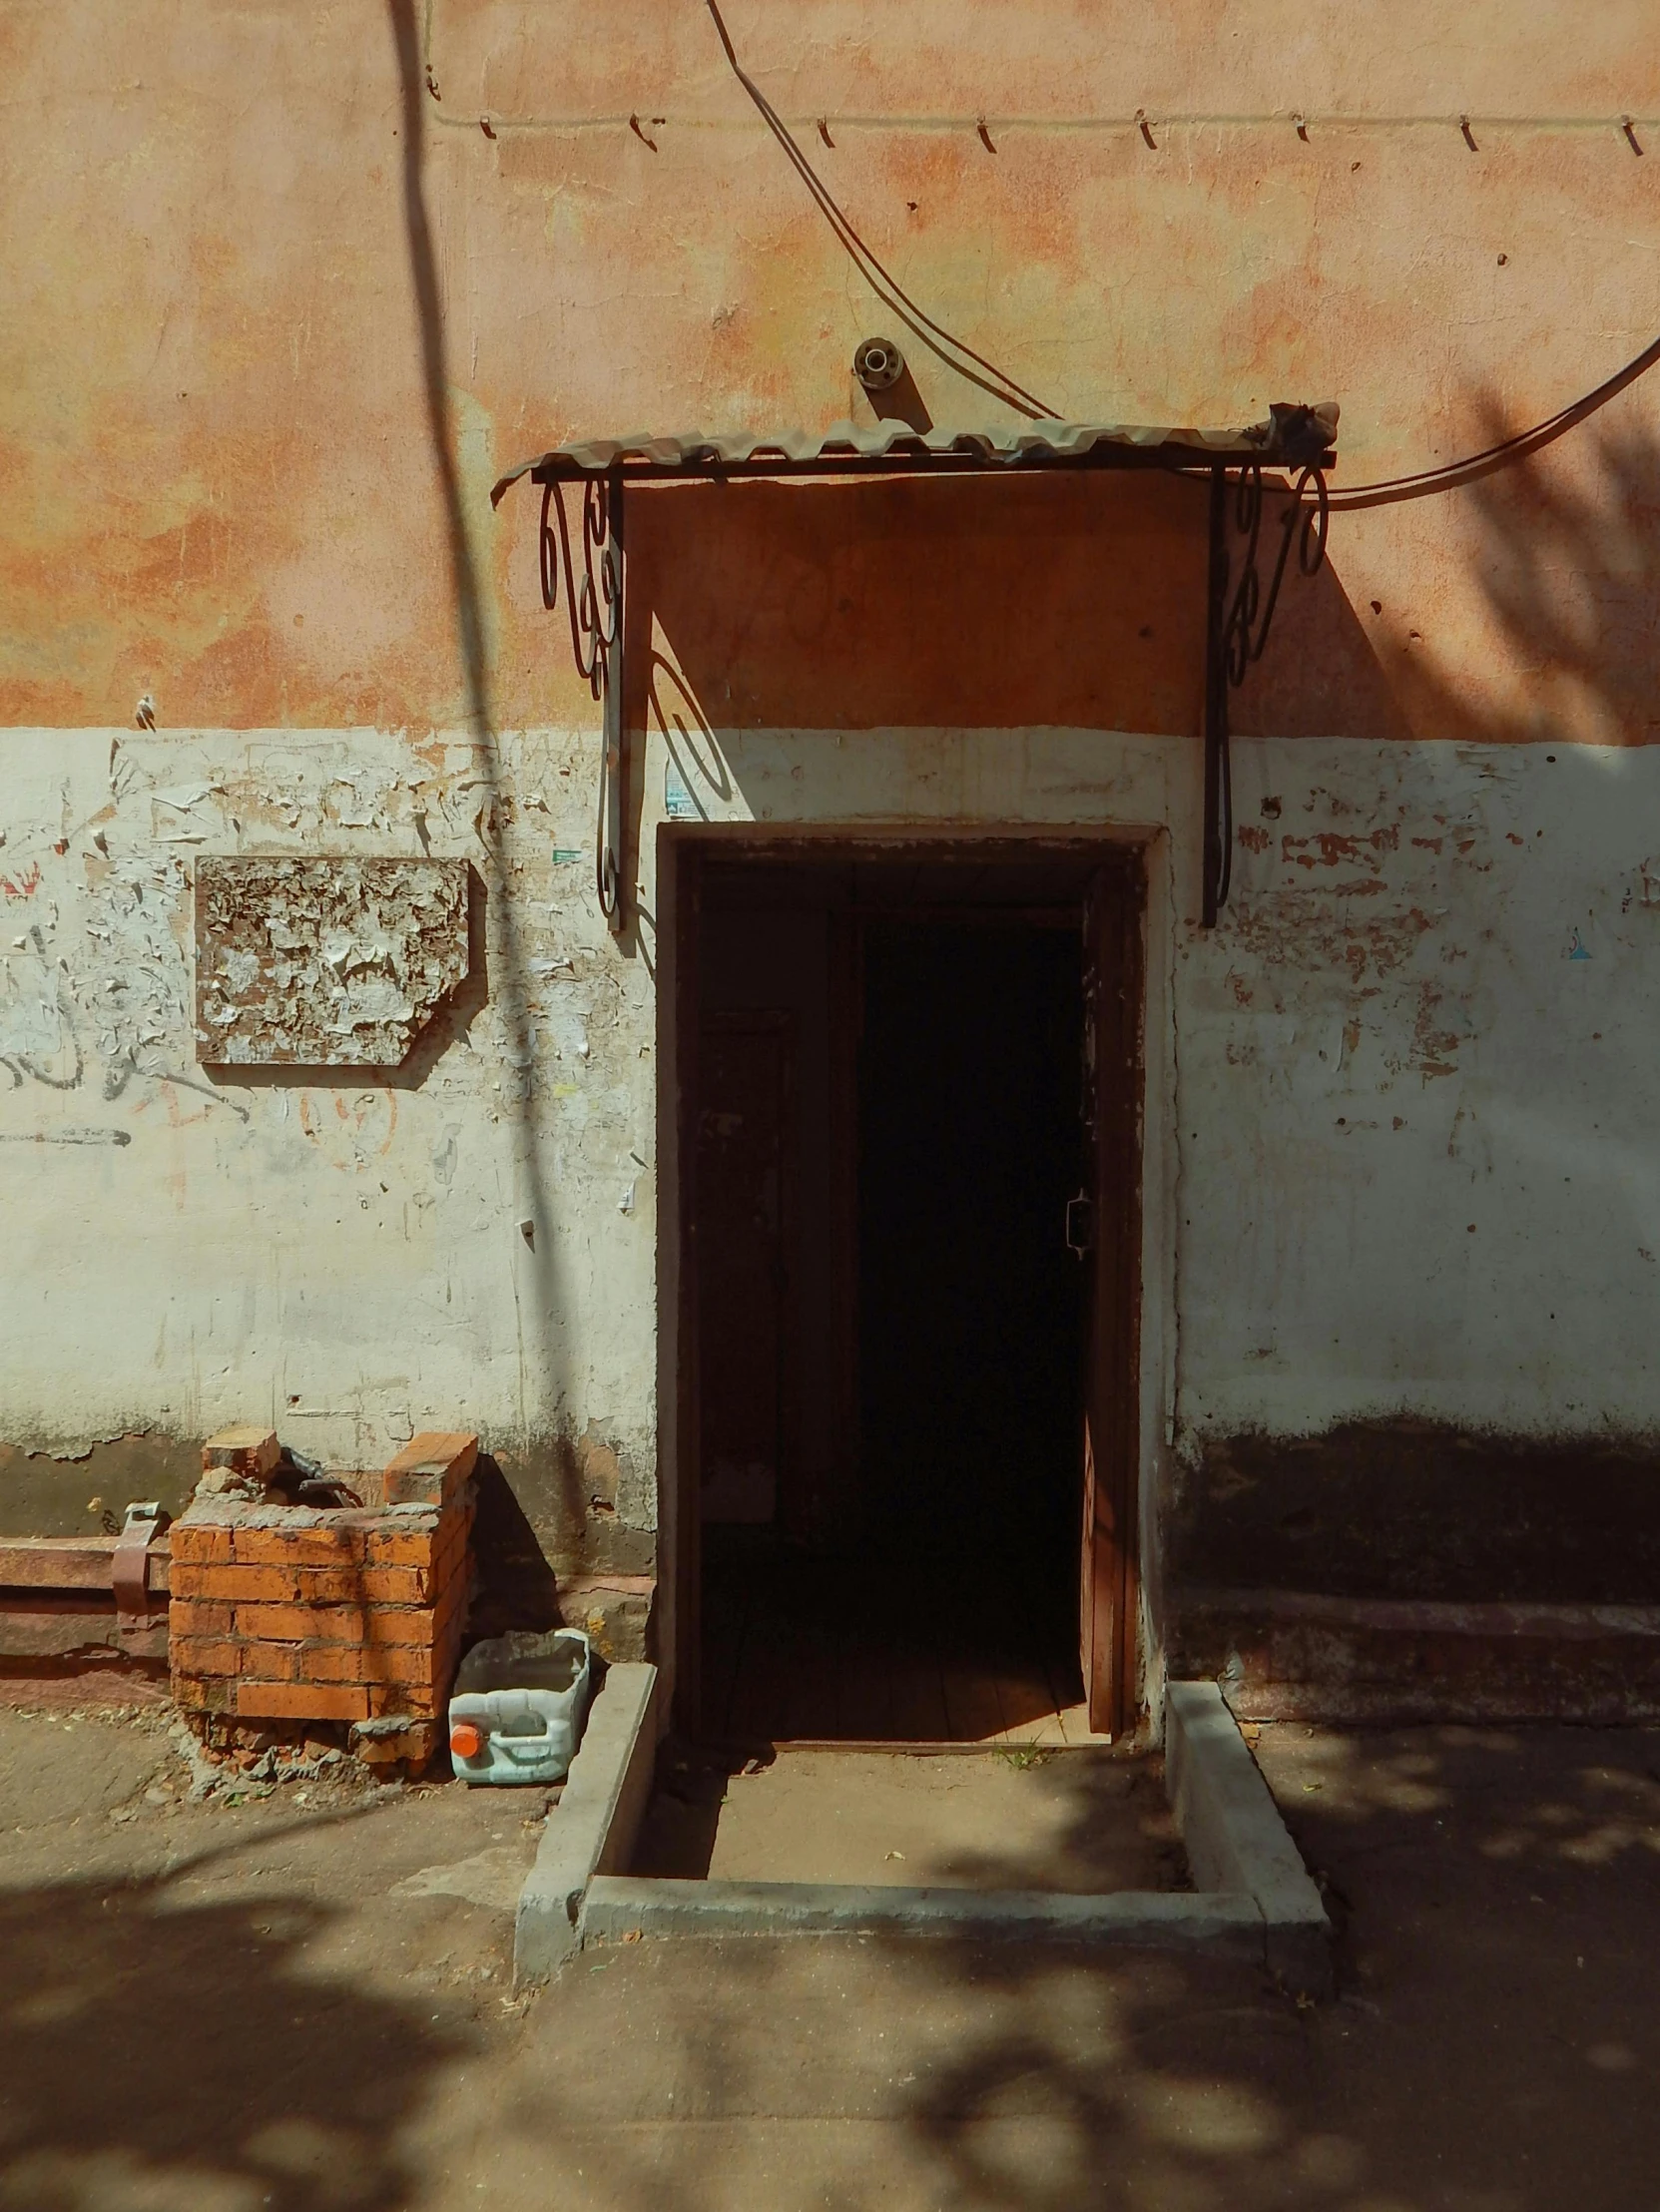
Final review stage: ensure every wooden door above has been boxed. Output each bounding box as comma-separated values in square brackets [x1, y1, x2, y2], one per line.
[1077, 860, 1145, 1737]
[696, 1011, 793, 1524]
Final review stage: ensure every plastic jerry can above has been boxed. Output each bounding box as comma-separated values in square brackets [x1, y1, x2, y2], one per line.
[446, 1628, 593, 1786]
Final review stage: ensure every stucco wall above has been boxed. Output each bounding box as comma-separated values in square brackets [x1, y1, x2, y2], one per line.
[4, 720, 1654, 1534]
[0, 726, 659, 1574]
[2, 1, 1658, 1629]
[3, 1, 1656, 741]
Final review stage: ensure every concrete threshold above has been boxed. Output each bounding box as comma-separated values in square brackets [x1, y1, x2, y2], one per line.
[514, 1660, 659, 1985]
[514, 1675, 1332, 1995]
[583, 1876, 1266, 1953]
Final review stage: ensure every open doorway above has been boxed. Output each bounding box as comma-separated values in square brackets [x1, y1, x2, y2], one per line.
[675, 839, 1145, 1745]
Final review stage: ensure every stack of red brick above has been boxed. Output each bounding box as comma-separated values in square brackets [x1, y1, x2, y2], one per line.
[169, 1429, 478, 1743]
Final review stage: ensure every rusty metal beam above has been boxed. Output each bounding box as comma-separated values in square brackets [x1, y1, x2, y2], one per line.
[0, 1532, 172, 1595]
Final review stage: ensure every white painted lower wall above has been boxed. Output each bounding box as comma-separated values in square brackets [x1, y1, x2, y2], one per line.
[0, 727, 658, 1519]
[654, 723, 1660, 1448]
[3, 720, 1656, 1595]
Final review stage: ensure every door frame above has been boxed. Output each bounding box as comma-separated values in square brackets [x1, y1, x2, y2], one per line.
[659, 825, 1151, 1740]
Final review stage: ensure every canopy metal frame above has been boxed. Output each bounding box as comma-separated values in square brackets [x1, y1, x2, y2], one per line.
[497, 409, 1336, 931]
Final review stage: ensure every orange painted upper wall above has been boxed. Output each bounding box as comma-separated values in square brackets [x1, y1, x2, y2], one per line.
[0, 0, 1656, 741]
[632, 474, 1213, 736]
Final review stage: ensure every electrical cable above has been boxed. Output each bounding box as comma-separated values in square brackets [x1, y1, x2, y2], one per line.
[702, 1, 1660, 505]
[1323, 328, 1660, 507]
[703, 0, 1058, 420]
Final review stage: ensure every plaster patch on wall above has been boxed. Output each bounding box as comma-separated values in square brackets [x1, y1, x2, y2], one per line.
[195, 856, 470, 1065]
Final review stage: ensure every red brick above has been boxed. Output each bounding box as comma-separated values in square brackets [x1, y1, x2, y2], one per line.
[168, 1563, 225, 1599]
[172, 1672, 234, 1714]
[363, 1527, 437, 1568]
[345, 1644, 437, 1688]
[362, 1606, 441, 1647]
[428, 1549, 467, 1603]
[376, 1642, 444, 1686]
[169, 1598, 233, 1638]
[298, 1641, 439, 1688]
[172, 1563, 300, 1602]
[381, 1431, 478, 1507]
[369, 1682, 436, 1718]
[236, 1641, 300, 1683]
[294, 1645, 369, 1685]
[202, 1425, 279, 1477]
[238, 1680, 368, 1722]
[170, 1635, 242, 1677]
[234, 1525, 364, 1566]
[180, 1563, 419, 1604]
[357, 1566, 429, 1605]
[233, 1602, 366, 1644]
[170, 1523, 234, 1565]
[430, 1511, 470, 1574]
[284, 1610, 436, 1654]
[353, 1719, 438, 1768]
[296, 1644, 439, 1686]
[290, 1567, 376, 1603]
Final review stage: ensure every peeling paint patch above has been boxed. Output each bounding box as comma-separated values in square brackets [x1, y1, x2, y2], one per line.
[194, 856, 470, 1065]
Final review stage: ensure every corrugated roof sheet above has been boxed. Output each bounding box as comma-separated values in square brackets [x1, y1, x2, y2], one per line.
[490, 404, 1339, 505]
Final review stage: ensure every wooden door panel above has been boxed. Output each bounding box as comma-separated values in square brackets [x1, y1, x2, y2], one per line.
[697, 1014, 792, 1523]
[1079, 860, 1146, 1737]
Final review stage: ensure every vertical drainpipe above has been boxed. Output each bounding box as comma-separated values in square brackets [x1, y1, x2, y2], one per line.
[1201, 465, 1229, 930]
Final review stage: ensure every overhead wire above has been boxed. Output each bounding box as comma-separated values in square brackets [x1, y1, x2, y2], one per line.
[701, 1, 1660, 503]
[1322, 328, 1660, 507]
[702, 0, 1057, 420]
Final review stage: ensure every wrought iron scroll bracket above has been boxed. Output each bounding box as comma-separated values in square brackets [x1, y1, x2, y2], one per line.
[539, 468, 627, 934]
[1202, 461, 1330, 927]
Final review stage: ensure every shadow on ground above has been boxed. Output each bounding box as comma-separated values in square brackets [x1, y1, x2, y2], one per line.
[4, 1716, 1660, 2206]
[504, 1723, 1660, 2212]
[0, 1856, 465, 2211]
[633, 1740, 1185, 1895]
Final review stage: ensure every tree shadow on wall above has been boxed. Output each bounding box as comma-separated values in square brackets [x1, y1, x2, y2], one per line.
[1236, 402, 1660, 748]
[1405, 407, 1660, 745]
[0, 1850, 464, 2209]
[625, 407, 1660, 767]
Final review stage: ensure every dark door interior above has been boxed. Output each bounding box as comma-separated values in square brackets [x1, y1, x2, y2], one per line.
[857, 921, 1083, 1620]
[686, 847, 1138, 1744]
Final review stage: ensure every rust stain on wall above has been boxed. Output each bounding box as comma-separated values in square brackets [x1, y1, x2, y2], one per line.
[194, 856, 469, 1066]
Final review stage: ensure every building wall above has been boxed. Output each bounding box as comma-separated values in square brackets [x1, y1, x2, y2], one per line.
[2, 2, 1657, 1649]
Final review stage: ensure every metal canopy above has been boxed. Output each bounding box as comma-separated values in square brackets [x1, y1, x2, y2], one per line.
[490, 404, 1338, 500]
[491, 403, 1340, 931]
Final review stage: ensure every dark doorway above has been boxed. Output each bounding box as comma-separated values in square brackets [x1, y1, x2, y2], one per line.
[680, 842, 1142, 1745]
[857, 921, 1084, 1620]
